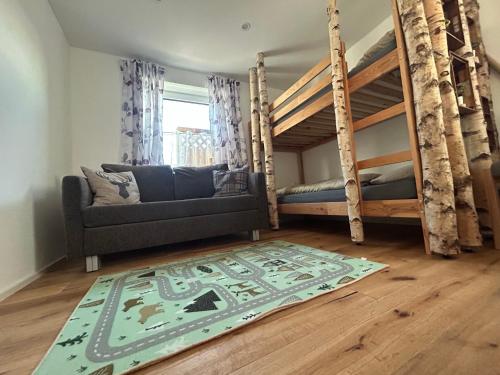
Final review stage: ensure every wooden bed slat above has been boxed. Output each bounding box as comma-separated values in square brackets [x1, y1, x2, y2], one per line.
[363, 199, 419, 218]
[278, 202, 348, 216]
[302, 134, 338, 151]
[357, 150, 412, 170]
[278, 199, 419, 218]
[272, 92, 333, 137]
[349, 49, 400, 94]
[274, 146, 303, 153]
[357, 87, 403, 103]
[353, 102, 406, 131]
[270, 75, 330, 124]
[270, 56, 331, 112]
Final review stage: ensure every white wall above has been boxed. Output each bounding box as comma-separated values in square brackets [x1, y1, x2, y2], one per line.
[69, 48, 300, 184]
[70, 48, 217, 173]
[0, 0, 70, 299]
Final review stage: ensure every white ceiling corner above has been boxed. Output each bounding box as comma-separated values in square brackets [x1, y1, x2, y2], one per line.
[48, 0, 391, 89]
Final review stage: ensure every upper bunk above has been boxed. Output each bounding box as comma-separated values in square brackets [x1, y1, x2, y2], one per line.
[269, 31, 406, 152]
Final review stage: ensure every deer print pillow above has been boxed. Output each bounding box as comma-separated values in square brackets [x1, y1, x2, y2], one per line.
[81, 167, 141, 206]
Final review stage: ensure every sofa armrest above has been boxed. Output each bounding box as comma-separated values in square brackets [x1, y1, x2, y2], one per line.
[62, 176, 93, 258]
[248, 172, 269, 229]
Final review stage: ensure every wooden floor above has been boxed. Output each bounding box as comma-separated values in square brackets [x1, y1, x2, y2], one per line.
[1, 221, 500, 375]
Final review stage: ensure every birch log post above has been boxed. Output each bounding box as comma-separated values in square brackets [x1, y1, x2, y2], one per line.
[249, 68, 262, 173]
[464, 0, 500, 158]
[256, 53, 279, 230]
[423, 0, 482, 248]
[396, 0, 459, 255]
[327, 0, 364, 243]
[457, 0, 491, 170]
[456, 0, 493, 230]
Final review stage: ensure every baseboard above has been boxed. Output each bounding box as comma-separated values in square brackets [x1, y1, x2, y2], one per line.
[0, 255, 67, 302]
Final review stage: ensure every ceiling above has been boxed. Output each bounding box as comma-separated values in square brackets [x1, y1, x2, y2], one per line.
[49, 0, 391, 89]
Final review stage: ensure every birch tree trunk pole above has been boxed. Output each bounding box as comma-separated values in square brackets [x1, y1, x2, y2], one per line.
[256, 53, 279, 230]
[422, 0, 482, 248]
[464, 0, 500, 159]
[457, 0, 491, 170]
[396, 0, 459, 255]
[456, 0, 493, 230]
[327, 0, 364, 243]
[249, 67, 262, 173]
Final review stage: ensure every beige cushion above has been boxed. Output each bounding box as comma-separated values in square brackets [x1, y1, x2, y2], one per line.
[370, 164, 415, 185]
[277, 174, 380, 197]
[81, 167, 141, 206]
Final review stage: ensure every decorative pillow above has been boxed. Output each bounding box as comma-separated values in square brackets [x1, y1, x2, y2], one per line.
[101, 164, 175, 202]
[370, 164, 415, 185]
[213, 167, 249, 197]
[174, 164, 228, 200]
[81, 167, 141, 206]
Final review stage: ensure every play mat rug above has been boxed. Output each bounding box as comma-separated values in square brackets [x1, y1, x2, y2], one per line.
[34, 240, 387, 375]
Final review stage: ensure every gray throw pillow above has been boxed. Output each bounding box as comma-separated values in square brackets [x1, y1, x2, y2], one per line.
[370, 164, 415, 185]
[213, 167, 249, 197]
[174, 164, 228, 200]
[81, 167, 141, 206]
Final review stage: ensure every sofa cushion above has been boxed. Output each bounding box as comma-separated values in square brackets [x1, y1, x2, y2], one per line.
[173, 164, 228, 200]
[82, 194, 258, 228]
[101, 164, 175, 202]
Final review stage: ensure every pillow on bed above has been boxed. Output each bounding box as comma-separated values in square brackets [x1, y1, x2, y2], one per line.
[276, 173, 380, 197]
[350, 30, 396, 76]
[370, 164, 415, 185]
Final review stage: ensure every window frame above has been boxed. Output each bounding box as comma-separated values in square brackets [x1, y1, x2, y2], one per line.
[162, 82, 213, 167]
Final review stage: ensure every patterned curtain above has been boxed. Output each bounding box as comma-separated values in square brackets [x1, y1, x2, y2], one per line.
[120, 59, 166, 166]
[208, 75, 248, 169]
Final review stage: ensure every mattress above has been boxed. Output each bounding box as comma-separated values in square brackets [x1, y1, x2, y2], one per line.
[278, 177, 417, 204]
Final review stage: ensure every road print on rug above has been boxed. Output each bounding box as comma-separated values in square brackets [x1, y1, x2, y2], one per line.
[34, 240, 387, 375]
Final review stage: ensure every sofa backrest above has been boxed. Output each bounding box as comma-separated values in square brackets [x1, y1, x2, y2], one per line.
[173, 164, 228, 200]
[101, 164, 175, 202]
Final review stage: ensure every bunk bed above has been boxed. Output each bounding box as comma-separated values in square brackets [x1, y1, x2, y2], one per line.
[261, 1, 430, 253]
[249, 0, 499, 256]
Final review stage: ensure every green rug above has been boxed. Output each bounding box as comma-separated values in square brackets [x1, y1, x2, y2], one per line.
[34, 240, 387, 375]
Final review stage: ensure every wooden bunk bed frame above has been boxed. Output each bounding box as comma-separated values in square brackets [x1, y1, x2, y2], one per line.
[255, 0, 431, 254]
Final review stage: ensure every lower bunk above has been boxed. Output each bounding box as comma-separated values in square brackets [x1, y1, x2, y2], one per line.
[277, 173, 420, 219]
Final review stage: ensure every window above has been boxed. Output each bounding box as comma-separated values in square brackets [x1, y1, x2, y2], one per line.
[162, 83, 214, 167]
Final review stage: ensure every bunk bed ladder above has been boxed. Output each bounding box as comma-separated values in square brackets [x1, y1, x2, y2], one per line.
[391, 0, 431, 254]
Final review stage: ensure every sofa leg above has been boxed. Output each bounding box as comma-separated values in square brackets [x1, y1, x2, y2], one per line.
[249, 230, 260, 242]
[85, 256, 101, 272]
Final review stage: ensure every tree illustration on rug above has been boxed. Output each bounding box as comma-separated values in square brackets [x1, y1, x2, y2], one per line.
[183, 291, 221, 313]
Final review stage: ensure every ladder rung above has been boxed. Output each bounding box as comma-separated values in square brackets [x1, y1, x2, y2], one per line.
[353, 102, 406, 132]
[357, 150, 412, 170]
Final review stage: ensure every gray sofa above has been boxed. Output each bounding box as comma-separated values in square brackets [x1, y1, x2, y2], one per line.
[62, 164, 269, 271]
